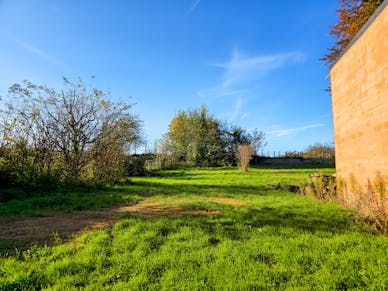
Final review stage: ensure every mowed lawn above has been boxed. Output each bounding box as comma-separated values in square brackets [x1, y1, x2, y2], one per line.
[1, 167, 388, 290]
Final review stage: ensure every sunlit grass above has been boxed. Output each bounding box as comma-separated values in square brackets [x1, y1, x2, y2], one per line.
[1, 166, 387, 289]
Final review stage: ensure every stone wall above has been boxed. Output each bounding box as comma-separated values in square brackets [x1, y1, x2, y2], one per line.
[330, 2, 388, 216]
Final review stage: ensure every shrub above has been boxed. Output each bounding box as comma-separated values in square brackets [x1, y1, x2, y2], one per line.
[236, 144, 254, 172]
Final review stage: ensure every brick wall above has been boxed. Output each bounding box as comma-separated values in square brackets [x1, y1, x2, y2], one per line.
[330, 3, 388, 216]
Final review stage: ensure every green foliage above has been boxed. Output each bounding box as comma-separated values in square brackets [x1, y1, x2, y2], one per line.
[165, 104, 265, 167]
[1, 167, 388, 289]
[167, 104, 225, 166]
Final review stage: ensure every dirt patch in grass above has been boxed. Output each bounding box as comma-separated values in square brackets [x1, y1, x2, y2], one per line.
[206, 197, 248, 206]
[0, 210, 117, 245]
[0, 199, 219, 246]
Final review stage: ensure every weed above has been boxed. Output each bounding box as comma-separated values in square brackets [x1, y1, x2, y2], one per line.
[300, 173, 337, 201]
[305, 171, 388, 234]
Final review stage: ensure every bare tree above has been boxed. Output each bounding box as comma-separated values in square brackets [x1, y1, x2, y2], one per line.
[250, 129, 266, 156]
[1, 78, 142, 184]
[303, 143, 335, 159]
[0, 83, 57, 185]
[93, 116, 141, 183]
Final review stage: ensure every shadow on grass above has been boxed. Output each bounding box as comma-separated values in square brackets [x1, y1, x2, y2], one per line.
[119, 180, 271, 197]
[116, 201, 356, 245]
[149, 169, 235, 179]
[235, 206, 355, 234]
[0, 171, 359, 254]
[118, 180, 356, 235]
[110, 180, 357, 236]
[0, 188, 140, 218]
[196, 202, 353, 236]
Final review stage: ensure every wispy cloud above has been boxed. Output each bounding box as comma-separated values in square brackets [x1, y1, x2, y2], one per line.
[12, 38, 67, 68]
[215, 48, 305, 89]
[197, 48, 305, 99]
[241, 113, 249, 119]
[227, 97, 245, 121]
[267, 123, 325, 137]
[196, 88, 242, 98]
[187, 0, 201, 14]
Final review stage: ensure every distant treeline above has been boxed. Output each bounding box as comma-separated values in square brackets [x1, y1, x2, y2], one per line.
[282, 143, 335, 159]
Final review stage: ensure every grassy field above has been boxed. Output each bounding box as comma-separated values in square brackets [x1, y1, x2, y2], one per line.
[1, 167, 387, 290]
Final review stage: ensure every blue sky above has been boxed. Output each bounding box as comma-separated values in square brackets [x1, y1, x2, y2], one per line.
[0, 0, 338, 154]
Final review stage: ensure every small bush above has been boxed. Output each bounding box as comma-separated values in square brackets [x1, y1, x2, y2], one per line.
[236, 144, 254, 172]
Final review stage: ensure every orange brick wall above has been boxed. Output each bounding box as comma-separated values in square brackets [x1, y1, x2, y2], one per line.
[330, 4, 388, 215]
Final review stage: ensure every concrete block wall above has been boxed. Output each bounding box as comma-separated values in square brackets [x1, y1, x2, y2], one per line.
[330, 3, 388, 216]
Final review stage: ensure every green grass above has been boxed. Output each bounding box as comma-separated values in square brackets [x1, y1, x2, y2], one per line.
[1, 167, 388, 290]
[0, 166, 333, 217]
[0, 185, 141, 218]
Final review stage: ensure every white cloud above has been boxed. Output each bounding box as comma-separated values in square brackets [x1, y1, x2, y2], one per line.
[267, 123, 325, 137]
[187, 0, 201, 14]
[12, 38, 67, 68]
[198, 48, 305, 99]
[216, 48, 305, 89]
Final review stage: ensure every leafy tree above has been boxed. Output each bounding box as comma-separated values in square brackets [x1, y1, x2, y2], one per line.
[168, 105, 224, 166]
[166, 105, 265, 166]
[322, 0, 383, 65]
